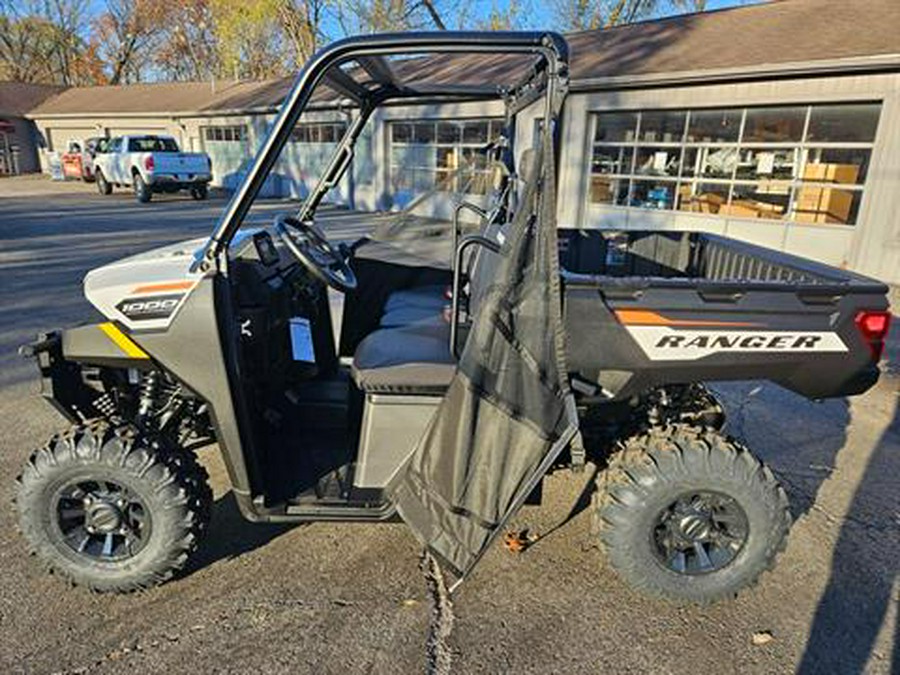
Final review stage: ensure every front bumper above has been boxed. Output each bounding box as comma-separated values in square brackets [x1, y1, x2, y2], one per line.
[19, 332, 96, 423]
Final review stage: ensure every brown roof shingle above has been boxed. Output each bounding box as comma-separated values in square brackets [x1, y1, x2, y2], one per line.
[567, 0, 900, 82]
[0, 81, 67, 116]
[26, 0, 900, 118]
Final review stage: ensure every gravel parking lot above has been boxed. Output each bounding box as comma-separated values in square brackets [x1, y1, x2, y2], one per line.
[0, 175, 897, 674]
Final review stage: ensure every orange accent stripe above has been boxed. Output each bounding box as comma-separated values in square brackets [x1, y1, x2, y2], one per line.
[131, 281, 195, 294]
[614, 309, 760, 328]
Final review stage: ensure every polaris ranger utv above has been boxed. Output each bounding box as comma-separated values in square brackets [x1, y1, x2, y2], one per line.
[16, 32, 891, 603]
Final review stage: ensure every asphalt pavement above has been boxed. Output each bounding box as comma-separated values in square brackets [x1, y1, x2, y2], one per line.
[0, 176, 897, 674]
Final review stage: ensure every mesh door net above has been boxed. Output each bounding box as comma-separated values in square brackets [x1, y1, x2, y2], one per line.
[393, 121, 579, 578]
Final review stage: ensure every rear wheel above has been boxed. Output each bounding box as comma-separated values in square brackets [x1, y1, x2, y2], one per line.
[96, 170, 112, 195]
[15, 423, 211, 592]
[594, 425, 790, 604]
[133, 173, 151, 203]
[190, 184, 208, 200]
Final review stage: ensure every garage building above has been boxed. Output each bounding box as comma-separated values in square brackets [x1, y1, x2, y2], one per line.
[25, 0, 900, 285]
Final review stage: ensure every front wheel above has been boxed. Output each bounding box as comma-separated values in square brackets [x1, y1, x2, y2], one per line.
[133, 173, 151, 203]
[190, 184, 208, 200]
[15, 424, 211, 592]
[594, 425, 790, 604]
[96, 171, 112, 195]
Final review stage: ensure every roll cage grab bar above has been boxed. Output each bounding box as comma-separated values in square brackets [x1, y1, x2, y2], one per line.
[195, 31, 569, 272]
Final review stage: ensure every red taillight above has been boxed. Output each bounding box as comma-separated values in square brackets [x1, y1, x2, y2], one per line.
[144, 155, 154, 172]
[855, 310, 892, 361]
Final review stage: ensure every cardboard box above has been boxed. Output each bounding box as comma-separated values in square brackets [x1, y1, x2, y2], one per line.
[590, 177, 614, 203]
[794, 187, 853, 222]
[793, 210, 850, 225]
[718, 201, 761, 218]
[802, 162, 860, 185]
[691, 192, 725, 214]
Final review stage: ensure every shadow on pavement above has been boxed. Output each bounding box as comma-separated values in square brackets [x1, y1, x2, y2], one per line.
[797, 389, 899, 674]
[184, 491, 298, 576]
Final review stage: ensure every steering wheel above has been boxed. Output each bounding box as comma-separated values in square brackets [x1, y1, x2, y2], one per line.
[274, 214, 357, 292]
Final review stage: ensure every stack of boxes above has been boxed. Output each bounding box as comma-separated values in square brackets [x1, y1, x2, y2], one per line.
[793, 163, 859, 224]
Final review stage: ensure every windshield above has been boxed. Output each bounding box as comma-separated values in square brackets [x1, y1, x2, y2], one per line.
[128, 137, 179, 152]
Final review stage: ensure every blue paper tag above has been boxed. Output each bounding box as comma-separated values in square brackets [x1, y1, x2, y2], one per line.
[289, 317, 315, 363]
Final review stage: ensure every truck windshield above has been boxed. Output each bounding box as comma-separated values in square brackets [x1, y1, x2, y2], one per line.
[128, 137, 179, 152]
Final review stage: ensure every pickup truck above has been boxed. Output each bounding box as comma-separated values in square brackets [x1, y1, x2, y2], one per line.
[93, 134, 212, 203]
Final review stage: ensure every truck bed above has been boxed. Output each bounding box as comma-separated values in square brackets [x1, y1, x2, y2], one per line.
[559, 230, 890, 401]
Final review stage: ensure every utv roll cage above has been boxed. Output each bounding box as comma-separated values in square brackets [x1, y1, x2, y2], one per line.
[196, 31, 569, 271]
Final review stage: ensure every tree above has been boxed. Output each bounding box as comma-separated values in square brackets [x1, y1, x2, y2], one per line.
[276, 0, 329, 66]
[555, 0, 707, 31]
[91, 0, 171, 84]
[0, 0, 90, 85]
[334, 0, 450, 35]
[153, 0, 219, 82]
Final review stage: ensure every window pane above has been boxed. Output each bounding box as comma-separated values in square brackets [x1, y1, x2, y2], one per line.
[634, 146, 680, 177]
[461, 146, 487, 170]
[488, 120, 505, 141]
[462, 121, 489, 144]
[437, 122, 460, 143]
[724, 183, 790, 219]
[595, 112, 638, 143]
[735, 147, 799, 181]
[631, 179, 677, 209]
[436, 146, 457, 170]
[320, 125, 335, 143]
[792, 185, 861, 225]
[687, 109, 741, 143]
[698, 146, 738, 179]
[591, 145, 633, 175]
[462, 171, 491, 195]
[435, 169, 454, 191]
[801, 147, 871, 184]
[639, 110, 686, 143]
[391, 123, 411, 143]
[677, 182, 729, 213]
[589, 176, 629, 205]
[743, 106, 806, 143]
[807, 103, 880, 143]
[391, 169, 414, 191]
[413, 123, 435, 144]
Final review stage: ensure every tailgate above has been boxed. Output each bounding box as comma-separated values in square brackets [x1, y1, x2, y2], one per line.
[153, 153, 208, 175]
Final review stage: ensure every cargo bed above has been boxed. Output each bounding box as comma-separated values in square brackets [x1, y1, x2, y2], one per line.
[559, 230, 891, 401]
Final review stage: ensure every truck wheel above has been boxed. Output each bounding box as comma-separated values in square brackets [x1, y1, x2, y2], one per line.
[15, 424, 211, 592]
[190, 185, 208, 200]
[96, 171, 112, 195]
[133, 174, 151, 203]
[594, 425, 790, 604]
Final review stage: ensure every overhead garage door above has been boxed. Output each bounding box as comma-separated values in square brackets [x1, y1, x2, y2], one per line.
[47, 126, 97, 152]
[200, 124, 249, 190]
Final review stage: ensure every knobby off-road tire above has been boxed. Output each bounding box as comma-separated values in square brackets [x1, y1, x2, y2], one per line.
[15, 423, 212, 592]
[594, 425, 790, 604]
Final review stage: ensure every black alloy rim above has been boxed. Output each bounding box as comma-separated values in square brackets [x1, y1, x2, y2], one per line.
[52, 479, 151, 562]
[651, 490, 748, 575]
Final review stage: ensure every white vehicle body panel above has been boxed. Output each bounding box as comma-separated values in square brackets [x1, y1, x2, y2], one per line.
[84, 238, 207, 331]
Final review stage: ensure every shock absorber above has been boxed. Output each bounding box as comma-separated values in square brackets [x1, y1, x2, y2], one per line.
[136, 371, 160, 424]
